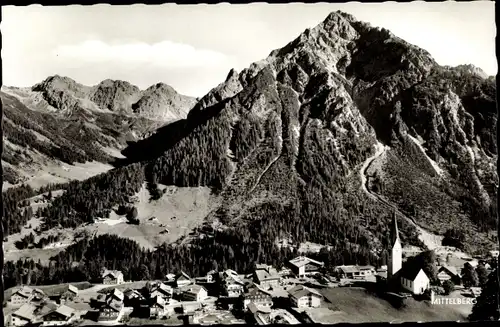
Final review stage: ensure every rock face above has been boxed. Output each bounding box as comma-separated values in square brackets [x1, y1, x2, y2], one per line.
[8, 75, 196, 121]
[90, 79, 141, 113]
[132, 83, 197, 121]
[146, 11, 497, 253]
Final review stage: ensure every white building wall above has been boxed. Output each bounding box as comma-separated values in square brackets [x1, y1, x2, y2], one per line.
[389, 240, 402, 278]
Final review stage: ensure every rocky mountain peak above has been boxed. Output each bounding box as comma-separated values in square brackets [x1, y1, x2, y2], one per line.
[90, 79, 141, 112]
[32, 75, 89, 95]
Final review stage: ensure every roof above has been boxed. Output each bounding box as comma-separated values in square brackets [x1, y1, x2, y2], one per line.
[391, 212, 400, 246]
[55, 305, 75, 318]
[12, 304, 37, 321]
[359, 265, 375, 271]
[224, 269, 238, 277]
[247, 302, 272, 314]
[33, 288, 45, 295]
[255, 268, 280, 283]
[185, 284, 207, 295]
[289, 256, 324, 268]
[400, 264, 426, 281]
[152, 282, 172, 294]
[14, 286, 34, 298]
[36, 301, 59, 317]
[177, 271, 191, 281]
[245, 284, 272, 298]
[255, 264, 269, 271]
[377, 271, 388, 279]
[151, 295, 166, 308]
[102, 270, 123, 279]
[67, 285, 79, 294]
[104, 299, 124, 312]
[438, 265, 460, 277]
[337, 265, 360, 274]
[224, 276, 245, 286]
[288, 285, 323, 300]
[124, 289, 143, 299]
[107, 288, 124, 302]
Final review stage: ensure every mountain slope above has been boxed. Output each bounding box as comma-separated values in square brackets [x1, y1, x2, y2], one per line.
[1, 76, 196, 187]
[4, 11, 497, 274]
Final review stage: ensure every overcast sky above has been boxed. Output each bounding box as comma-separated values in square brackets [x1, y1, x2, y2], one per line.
[1, 2, 496, 97]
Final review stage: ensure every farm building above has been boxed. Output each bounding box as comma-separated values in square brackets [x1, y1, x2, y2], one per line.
[288, 256, 324, 277]
[101, 270, 124, 285]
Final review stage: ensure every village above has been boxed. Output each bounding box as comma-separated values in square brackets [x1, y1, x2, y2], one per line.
[4, 216, 498, 326]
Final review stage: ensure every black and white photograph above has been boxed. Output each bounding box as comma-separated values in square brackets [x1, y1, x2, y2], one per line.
[1, 1, 498, 326]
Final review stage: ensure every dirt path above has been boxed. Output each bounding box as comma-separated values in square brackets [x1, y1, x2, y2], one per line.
[248, 153, 281, 194]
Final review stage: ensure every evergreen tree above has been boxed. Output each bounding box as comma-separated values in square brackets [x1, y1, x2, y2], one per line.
[463, 263, 480, 288]
[469, 266, 499, 321]
[476, 264, 490, 287]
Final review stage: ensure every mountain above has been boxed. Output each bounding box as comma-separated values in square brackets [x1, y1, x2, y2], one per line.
[144, 11, 497, 252]
[1, 76, 195, 187]
[4, 75, 196, 118]
[2, 11, 497, 277]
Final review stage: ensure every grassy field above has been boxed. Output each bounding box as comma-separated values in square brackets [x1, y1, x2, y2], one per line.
[4, 183, 217, 264]
[73, 183, 216, 250]
[315, 287, 469, 323]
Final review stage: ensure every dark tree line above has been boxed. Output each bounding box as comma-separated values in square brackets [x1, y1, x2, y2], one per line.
[15, 233, 61, 250]
[37, 163, 145, 230]
[149, 108, 232, 190]
[2, 184, 36, 236]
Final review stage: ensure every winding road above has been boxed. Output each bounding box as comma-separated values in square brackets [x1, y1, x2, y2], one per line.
[360, 142, 444, 251]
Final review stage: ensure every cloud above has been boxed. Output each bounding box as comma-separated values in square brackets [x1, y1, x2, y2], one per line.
[53, 39, 231, 68]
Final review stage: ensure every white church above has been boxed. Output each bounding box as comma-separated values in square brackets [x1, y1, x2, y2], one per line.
[380, 213, 431, 295]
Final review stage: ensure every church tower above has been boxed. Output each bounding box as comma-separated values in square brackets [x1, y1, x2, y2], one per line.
[388, 212, 402, 279]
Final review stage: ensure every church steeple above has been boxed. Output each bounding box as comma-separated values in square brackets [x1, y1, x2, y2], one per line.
[391, 211, 400, 246]
[388, 211, 402, 279]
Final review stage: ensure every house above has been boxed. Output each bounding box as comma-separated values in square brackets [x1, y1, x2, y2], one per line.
[206, 270, 218, 283]
[149, 296, 167, 318]
[60, 285, 79, 302]
[437, 265, 461, 285]
[195, 270, 218, 284]
[288, 256, 324, 277]
[124, 288, 144, 301]
[288, 285, 322, 308]
[165, 273, 176, 282]
[150, 282, 173, 300]
[98, 299, 124, 321]
[10, 303, 37, 326]
[359, 266, 376, 277]
[107, 288, 125, 303]
[242, 284, 273, 311]
[176, 271, 193, 288]
[10, 286, 34, 307]
[387, 213, 430, 295]
[98, 295, 124, 322]
[101, 270, 124, 285]
[32, 289, 46, 302]
[183, 285, 208, 302]
[253, 264, 281, 290]
[399, 265, 430, 295]
[223, 275, 245, 297]
[40, 304, 76, 326]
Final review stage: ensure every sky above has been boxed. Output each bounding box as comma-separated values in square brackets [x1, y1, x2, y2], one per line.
[1, 2, 496, 97]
